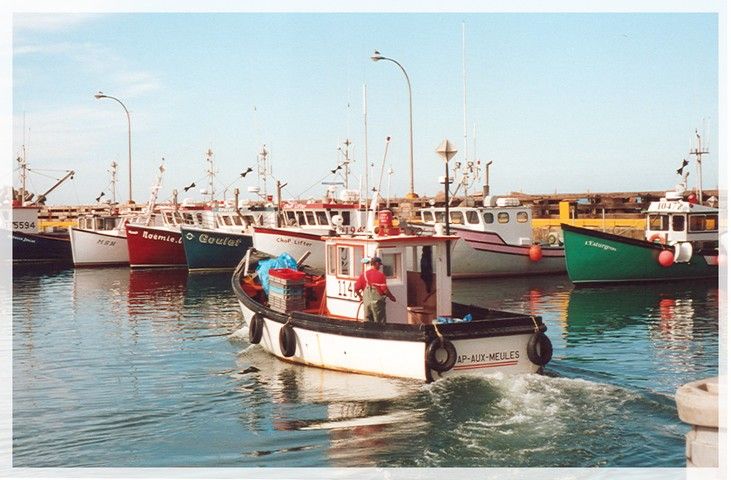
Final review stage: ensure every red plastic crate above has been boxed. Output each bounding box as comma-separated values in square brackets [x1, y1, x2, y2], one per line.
[269, 268, 306, 281]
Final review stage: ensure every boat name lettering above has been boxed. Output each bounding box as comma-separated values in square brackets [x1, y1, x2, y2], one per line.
[198, 233, 242, 247]
[456, 351, 520, 364]
[584, 240, 617, 252]
[12, 235, 36, 243]
[275, 236, 312, 247]
[96, 239, 117, 247]
[142, 230, 182, 244]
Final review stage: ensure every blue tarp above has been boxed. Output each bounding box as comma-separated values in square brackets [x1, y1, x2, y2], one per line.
[256, 253, 298, 295]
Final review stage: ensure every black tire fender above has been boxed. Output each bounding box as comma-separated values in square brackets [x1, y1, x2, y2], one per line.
[426, 338, 457, 373]
[527, 332, 553, 366]
[279, 324, 297, 358]
[248, 313, 264, 344]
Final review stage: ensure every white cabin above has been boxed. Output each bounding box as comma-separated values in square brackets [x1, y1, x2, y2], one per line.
[419, 197, 534, 246]
[645, 192, 718, 246]
[323, 233, 456, 325]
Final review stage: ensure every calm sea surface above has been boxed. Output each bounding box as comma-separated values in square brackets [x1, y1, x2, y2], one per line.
[12, 265, 719, 468]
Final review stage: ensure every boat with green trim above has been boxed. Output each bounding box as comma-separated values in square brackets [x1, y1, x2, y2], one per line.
[561, 190, 718, 285]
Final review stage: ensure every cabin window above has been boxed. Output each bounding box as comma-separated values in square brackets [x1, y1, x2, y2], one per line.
[284, 211, 297, 226]
[338, 246, 352, 277]
[648, 214, 668, 231]
[465, 210, 479, 224]
[183, 213, 194, 225]
[173, 212, 184, 224]
[450, 211, 464, 224]
[164, 212, 175, 224]
[516, 211, 529, 223]
[689, 214, 718, 232]
[305, 211, 316, 225]
[497, 212, 509, 224]
[483, 212, 494, 224]
[379, 252, 401, 279]
[423, 211, 434, 222]
[316, 211, 329, 225]
[223, 215, 233, 226]
[672, 215, 685, 232]
[103, 218, 117, 230]
[195, 213, 204, 224]
[296, 211, 306, 225]
[435, 211, 445, 223]
[232, 215, 243, 226]
[340, 211, 351, 225]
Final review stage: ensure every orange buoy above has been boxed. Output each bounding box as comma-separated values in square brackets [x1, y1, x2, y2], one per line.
[528, 244, 543, 262]
[658, 249, 674, 267]
[649, 233, 665, 244]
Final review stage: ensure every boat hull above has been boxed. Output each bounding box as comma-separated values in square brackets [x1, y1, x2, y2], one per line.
[125, 224, 185, 268]
[232, 270, 545, 382]
[252, 227, 326, 268]
[10, 230, 72, 263]
[181, 226, 253, 270]
[422, 225, 566, 278]
[69, 227, 129, 266]
[561, 223, 718, 284]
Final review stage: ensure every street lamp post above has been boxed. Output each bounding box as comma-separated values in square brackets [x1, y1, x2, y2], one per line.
[371, 50, 417, 199]
[95, 91, 132, 203]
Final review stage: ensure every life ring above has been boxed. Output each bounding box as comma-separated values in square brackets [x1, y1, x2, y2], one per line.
[248, 313, 264, 344]
[547, 232, 559, 246]
[649, 233, 665, 244]
[426, 338, 457, 373]
[527, 332, 553, 366]
[279, 324, 297, 357]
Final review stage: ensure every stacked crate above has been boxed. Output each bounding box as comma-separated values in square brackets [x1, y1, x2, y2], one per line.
[268, 268, 306, 313]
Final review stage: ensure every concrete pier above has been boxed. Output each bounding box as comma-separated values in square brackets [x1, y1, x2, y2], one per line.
[675, 377, 719, 467]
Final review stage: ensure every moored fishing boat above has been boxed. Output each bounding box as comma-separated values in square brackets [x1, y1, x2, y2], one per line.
[415, 196, 565, 278]
[181, 206, 276, 270]
[562, 191, 718, 285]
[232, 212, 553, 382]
[252, 200, 367, 269]
[9, 205, 72, 263]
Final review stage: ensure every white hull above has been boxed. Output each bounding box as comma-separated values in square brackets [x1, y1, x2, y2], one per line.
[449, 233, 566, 278]
[70, 227, 129, 266]
[252, 227, 326, 268]
[237, 302, 540, 382]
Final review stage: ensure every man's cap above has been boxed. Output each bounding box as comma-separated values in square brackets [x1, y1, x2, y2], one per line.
[370, 256, 382, 264]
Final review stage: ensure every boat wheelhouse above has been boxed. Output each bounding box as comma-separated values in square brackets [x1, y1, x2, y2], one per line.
[252, 201, 367, 269]
[232, 217, 553, 382]
[416, 196, 565, 278]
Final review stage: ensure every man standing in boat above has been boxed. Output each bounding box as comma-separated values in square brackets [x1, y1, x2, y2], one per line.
[354, 256, 396, 323]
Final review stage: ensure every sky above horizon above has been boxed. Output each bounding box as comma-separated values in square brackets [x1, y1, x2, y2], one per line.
[10, 10, 720, 206]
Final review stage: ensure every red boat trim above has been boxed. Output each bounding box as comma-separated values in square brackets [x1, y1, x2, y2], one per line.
[253, 226, 326, 241]
[452, 360, 520, 370]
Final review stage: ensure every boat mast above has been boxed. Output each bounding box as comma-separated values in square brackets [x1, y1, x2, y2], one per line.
[690, 129, 708, 203]
[462, 22, 468, 176]
[363, 84, 369, 205]
[205, 148, 216, 207]
[109, 160, 118, 204]
[257, 145, 269, 200]
[145, 159, 165, 225]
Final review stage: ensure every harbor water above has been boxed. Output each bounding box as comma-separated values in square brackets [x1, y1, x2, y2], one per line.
[12, 265, 719, 468]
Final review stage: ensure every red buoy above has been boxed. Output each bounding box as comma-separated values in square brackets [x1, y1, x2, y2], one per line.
[528, 244, 543, 262]
[687, 193, 698, 204]
[658, 249, 674, 267]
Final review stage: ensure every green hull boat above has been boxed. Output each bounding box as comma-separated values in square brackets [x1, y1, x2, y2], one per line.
[561, 224, 718, 285]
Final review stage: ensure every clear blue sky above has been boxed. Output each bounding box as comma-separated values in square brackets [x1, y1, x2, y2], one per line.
[9, 8, 721, 205]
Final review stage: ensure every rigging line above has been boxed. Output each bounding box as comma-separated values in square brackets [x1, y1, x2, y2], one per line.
[296, 170, 337, 199]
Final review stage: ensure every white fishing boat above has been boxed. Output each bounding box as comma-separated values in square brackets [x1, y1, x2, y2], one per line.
[415, 197, 565, 278]
[69, 209, 142, 267]
[252, 199, 367, 269]
[232, 211, 553, 383]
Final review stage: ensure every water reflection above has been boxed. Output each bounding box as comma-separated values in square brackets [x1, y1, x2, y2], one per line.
[232, 342, 425, 466]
